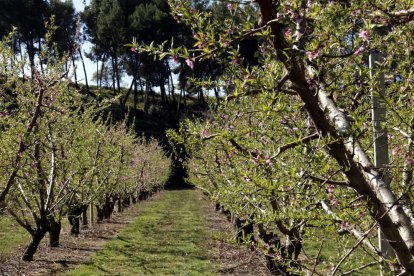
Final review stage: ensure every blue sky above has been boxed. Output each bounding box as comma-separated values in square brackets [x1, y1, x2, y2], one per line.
[71, 0, 134, 88]
[73, 0, 88, 12]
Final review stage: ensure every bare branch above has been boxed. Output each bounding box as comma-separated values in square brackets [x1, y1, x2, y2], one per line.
[331, 223, 378, 276]
[340, 261, 379, 276]
[305, 174, 349, 186]
[272, 133, 320, 158]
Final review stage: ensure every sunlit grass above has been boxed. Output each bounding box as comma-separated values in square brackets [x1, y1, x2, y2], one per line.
[0, 215, 30, 255]
[65, 189, 215, 275]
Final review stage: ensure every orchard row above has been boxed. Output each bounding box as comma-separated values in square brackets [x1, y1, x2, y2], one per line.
[0, 32, 171, 261]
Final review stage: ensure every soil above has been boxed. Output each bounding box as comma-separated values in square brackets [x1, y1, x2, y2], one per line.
[0, 194, 160, 276]
[1, 191, 271, 275]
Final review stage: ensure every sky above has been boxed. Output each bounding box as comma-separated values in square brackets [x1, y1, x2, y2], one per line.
[69, 0, 165, 91]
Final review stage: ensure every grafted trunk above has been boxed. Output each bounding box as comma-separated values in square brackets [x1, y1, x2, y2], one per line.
[48, 217, 61, 247]
[122, 197, 131, 208]
[22, 227, 47, 261]
[96, 205, 104, 222]
[82, 205, 88, 225]
[103, 198, 115, 219]
[257, 224, 285, 275]
[68, 205, 83, 235]
[117, 196, 123, 213]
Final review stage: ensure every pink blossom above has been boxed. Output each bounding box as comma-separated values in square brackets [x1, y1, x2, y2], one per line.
[351, 9, 362, 16]
[172, 55, 179, 64]
[283, 27, 292, 38]
[306, 50, 320, 61]
[359, 30, 369, 41]
[340, 221, 350, 229]
[201, 128, 208, 137]
[131, 47, 137, 53]
[392, 145, 400, 155]
[353, 46, 364, 55]
[185, 59, 194, 70]
[265, 155, 273, 167]
[0, 111, 7, 117]
[406, 158, 414, 165]
[226, 3, 234, 11]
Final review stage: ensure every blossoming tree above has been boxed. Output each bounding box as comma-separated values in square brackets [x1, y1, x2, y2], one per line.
[136, 0, 414, 274]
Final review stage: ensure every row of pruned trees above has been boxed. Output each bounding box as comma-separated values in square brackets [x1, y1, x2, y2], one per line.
[166, 0, 414, 275]
[0, 28, 171, 261]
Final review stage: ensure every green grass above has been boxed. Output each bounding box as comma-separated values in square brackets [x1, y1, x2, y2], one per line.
[65, 189, 215, 276]
[302, 230, 380, 275]
[0, 215, 30, 255]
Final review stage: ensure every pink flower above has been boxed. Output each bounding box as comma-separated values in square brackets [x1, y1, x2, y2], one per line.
[340, 221, 350, 229]
[392, 145, 400, 155]
[131, 47, 137, 53]
[172, 55, 179, 64]
[306, 50, 320, 61]
[359, 30, 369, 41]
[351, 9, 362, 16]
[227, 3, 234, 11]
[185, 59, 194, 70]
[0, 111, 7, 117]
[406, 158, 414, 165]
[265, 155, 273, 167]
[353, 46, 364, 55]
[283, 27, 292, 37]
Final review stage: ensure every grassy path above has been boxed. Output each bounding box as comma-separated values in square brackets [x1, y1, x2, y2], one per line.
[66, 188, 214, 275]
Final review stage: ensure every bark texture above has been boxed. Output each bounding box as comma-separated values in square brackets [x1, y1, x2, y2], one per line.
[255, 0, 414, 272]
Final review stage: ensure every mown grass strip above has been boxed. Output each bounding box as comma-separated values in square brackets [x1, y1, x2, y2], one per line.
[0, 215, 30, 256]
[66, 189, 214, 275]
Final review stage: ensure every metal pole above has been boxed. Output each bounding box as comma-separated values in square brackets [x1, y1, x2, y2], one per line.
[369, 52, 395, 273]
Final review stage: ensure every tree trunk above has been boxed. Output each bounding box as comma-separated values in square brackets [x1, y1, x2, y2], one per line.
[117, 196, 123, 213]
[99, 53, 107, 88]
[121, 75, 136, 109]
[68, 205, 83, 235]
[114, 51, 121, 95]
[167, 61, 176, 103]
[19, 40, 25, 82]
[82, 205, 88, 225]
[48, 217, 61, 247]
[111, 55, 116, 95]
[78, 48, 90, 94]
[71, 56, 78, 88]
[123, 197, 130, 208]
[22, 228, 47, 261]
[103, 197, 115, 219]
[160, 82, 167, 105]
[255, 0, 414, 272]
[96, 205, 104, 222]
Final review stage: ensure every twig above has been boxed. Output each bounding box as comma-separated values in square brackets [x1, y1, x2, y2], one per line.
[340, 261, 378, 276]
[305, 174, 349, 186]
[330, 222, 378, 276]
[271, 133, 320, 158]
[311, 239, 324, 276]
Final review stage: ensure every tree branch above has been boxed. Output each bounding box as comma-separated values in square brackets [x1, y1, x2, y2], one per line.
[271, 133, 320, 158]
